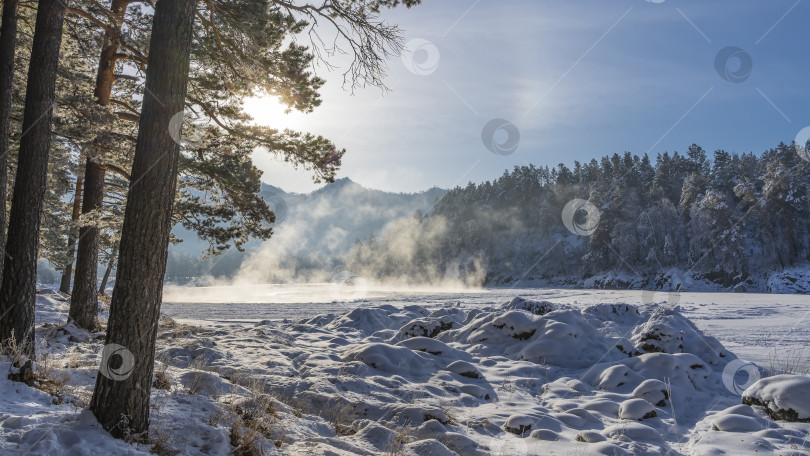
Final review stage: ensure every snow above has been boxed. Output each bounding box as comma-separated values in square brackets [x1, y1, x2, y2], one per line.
[711, 413, 763, 432]
[743, 375, 810, 420]
[0, 288, 808, 455]
[617, 398, 657, 420]
[162, 285, 810, 372]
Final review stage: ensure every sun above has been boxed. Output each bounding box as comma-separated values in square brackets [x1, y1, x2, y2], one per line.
[243, 95, 307, 131]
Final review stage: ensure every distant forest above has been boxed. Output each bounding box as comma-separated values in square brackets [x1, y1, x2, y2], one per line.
[347, 142, 810, 286]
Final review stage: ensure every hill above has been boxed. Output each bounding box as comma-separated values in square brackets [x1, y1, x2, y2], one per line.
[166, 178, 446, 281]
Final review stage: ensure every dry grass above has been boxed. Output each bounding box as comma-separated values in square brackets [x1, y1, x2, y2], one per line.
[229, 422, 263, 456]
[33, 352, 75, 404]
[158, 315, 201, 338]
[211, 395, 281, 455]
[205, 372, 286, 454]
[437, 401, 457, 426]
[153, 363, 171, 391]
[149, 422, 180, 456]
[321, 398, 357, 436]
[385, 420, 413, 456]
[186, 359, 218, 397]
[226, 370, 312, 421]
[1, 337, 88, 407]
[0, 329, 31, 367]
[64, 352, 81, 369]
[767, 346, 810, 376]
[148, 394, 181, 455]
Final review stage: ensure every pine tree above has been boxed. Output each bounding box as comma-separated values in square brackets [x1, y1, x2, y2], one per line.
[70, 0, 132, 331]
[0, 0, 67, 357]
[89, 0, 424, 438]
[58, 174, 83, 293]
[0, 0, 19, 282]
[89, 0, 198, 437]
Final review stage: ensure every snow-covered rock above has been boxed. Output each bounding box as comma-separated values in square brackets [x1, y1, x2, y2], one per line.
[503, 414, 533, 434]
[711, 413, 763, 432]
[632, 379, 669, 406]
[499, 297, 555, 315]
[618, 398, 657, 420]
[743, 374, 810, 422]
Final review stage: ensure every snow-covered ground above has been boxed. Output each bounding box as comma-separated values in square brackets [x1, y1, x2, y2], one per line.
[1, 287, 808, 455]
[163, 285, 810, 371]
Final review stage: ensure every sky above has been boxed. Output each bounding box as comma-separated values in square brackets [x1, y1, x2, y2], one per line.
[244, 0, 810, 194]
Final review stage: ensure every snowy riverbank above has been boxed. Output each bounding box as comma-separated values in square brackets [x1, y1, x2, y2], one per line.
[1, 291, 809, 455]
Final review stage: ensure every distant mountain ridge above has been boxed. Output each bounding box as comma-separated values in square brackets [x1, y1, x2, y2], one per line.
[166, 178, 446, 280]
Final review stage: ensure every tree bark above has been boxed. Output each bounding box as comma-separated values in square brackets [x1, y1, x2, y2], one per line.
[0, 0, 19, 286]
[90, 0, 196, 438]
[59, 175, 83, 293]
[70, 0, 129, 327]
[0, 0, 67, 358]
[781, 200, 796, 265]
[69, 158, 104, 330]
[98, 245, 117, 296]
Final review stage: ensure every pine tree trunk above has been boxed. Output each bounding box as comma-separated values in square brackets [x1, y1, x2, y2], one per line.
[0, 0, 66, 358]
[781, 201, 796, 265]
[94, 0, 129, 106]
[59, 175, 83, 293]
[0, 0, 19, 286]
[90, 0, 196, 438]
[69, 159, 104, 330]
[98, 245, 117, 296]
[70, 0, 128, 325]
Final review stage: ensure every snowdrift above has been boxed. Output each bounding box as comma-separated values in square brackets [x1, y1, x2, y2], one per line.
[1, 293, 809, 455]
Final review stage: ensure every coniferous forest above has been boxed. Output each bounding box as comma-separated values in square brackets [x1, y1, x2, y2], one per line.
[348, 143, 810, 288]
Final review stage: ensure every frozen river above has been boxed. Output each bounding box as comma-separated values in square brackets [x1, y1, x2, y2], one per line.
[162, 284, 810, 370]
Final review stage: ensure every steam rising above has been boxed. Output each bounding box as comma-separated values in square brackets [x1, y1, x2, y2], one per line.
[166, 179, 485, 296]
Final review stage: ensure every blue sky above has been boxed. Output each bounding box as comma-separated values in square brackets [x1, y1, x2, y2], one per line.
[247, 0, 810, 193]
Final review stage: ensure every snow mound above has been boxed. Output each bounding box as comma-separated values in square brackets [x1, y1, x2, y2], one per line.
[743, 374, 810, 422]
[711, 413, 763, 432]
[323, 305, 429, 336]
[576, 430, 607, 442]
[618, 398, 657, 420]
[632, 378, 668, 406]
[504, 415, 533, 435]
[444, 360, 482, 379]
[499, 296, 555, 315]
[342, 342, 431, 377]
[392, 315, 458, 340]
[394, 337, 459, 356]
[583, 352, 716, 398]
[437, 309, 616, 368]
[602, 421, 662, 441]
[630, 306, 729, 365]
